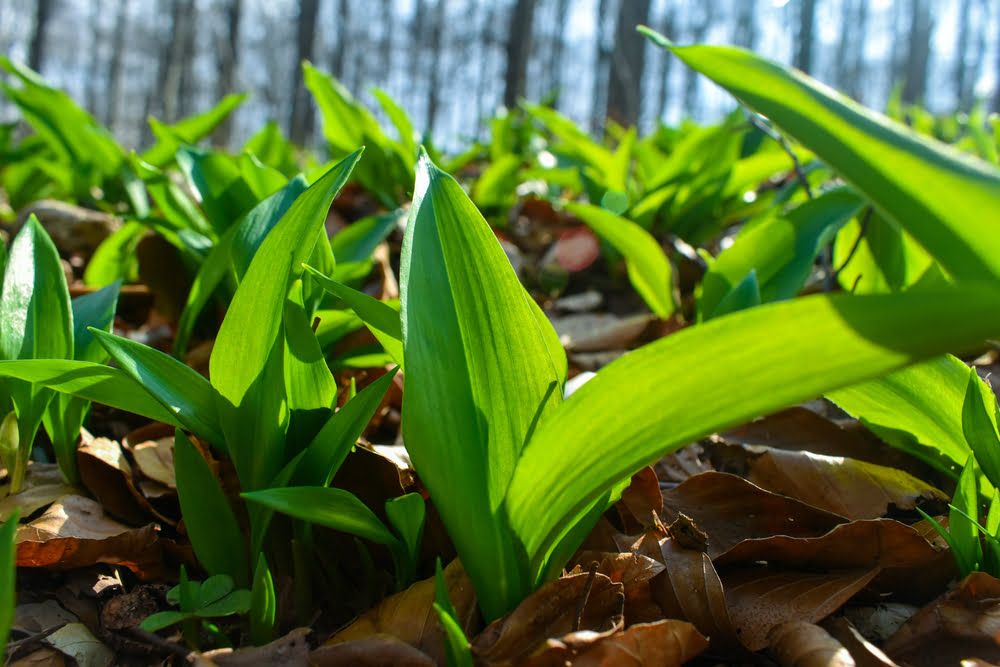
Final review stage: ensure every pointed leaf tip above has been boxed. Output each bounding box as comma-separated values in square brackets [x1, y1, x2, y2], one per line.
[637, 25, 672, 48]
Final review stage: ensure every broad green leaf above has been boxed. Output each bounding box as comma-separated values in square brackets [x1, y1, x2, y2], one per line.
[230, 174, 309, 280]
[210, 151, 360, 413]
[385, 492, 425, 586]
[242, 486, 398, 547]
[244, 121, 297, 176]
[706, 269, 761, 319]
[0, 360, 180, 426]
[303, 265, 403, 366]
[197, 590, 251, 617]
[141, 93, 247, 167]
[295, 368, 399, 487]
[283, 281, 336, 445]
[84, 222, 145, 287]
[433, 559, 473, 667]
[249, 554, 276, 645]
[963, 369, 1000, 489]
[173, 225, 238, 358]
[330, 211, 400, 264]
[173, 430, 248, 586]
[699, 189, 863, 318]
[565, 203, 674, 319]
[833, 212, 939, 294]
[641, 29, 1000, 282]
[0, 510, 17, 654]
[508, 285, 1000, 575]
[950, 457, 984, 577]
[92, 330, 223, 447]
[138, 610, 189, 632]
[828, 355, 973, 478]
[197, 575, 234, 607]
[401, 152, 562, 619]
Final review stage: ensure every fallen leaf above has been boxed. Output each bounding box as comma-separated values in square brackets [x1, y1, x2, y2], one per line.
[16, 495, 162, 579]
[43, 622, 114, 667]
[131, 438, 175, 489]
[884, 572, 1000, 667]
[715, 519, 954, 601]
[10, 648, 67, 666]
[841, 604, 919, 642]
[77, 438, 152, 525]
[312, 635, 435, 666]
[767, 621, 855, 667]
[523, 619, 708, 667]
[327, 559, 476, 665]
[13, 600, 78, 635]
[617, 466, 663, 532]
[824, 617, 901, 667]
[472, 571, 624, 665]
[655, 443, 711, 485]
[571, 551, 665, 625]
[550, 313, 654, 352]
[551, 226, 601, 272]
[0, 464, 76, 521]
[197, 627, 310, 666]
[741, 448, 947, 520]
[661, 472, 845, 558]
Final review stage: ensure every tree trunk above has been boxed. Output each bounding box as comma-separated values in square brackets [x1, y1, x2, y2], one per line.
[901, 0, 932, 104]
[605, 0, 650, 127]
[215, 0, 242, 146]
[106, 0, 128, 130]
[331, 0, 351, 79]
[793, 0, 816, 73]
[502, 0, 536, 109]
[655, 7, 674, 122]
[734, 0, 756, 50]
[684, 3, 713, 116]
[290, 0, 319, 145]
[590, 0, 614, 132]
[85, 0, 103, 115]
[545, 0, 570, 103]
[28, 0, 54, 73]
[426, 0, 447, 132]
[163, 0, 195, 122]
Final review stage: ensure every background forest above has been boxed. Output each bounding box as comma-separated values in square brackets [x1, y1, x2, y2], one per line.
[1, 0, 999, 151]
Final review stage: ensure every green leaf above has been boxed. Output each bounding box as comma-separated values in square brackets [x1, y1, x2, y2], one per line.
[963, 368, 1000, 489]
[385, 492, 425, 586]
[138, 610, 189, 633]
[0, 360, 181, 427]
[242, 486, 398, 547]
[706, 269, 761, 320]
[197, 574, 235, 608]
[91, 330, 223, 447]
[950, 457, 984, 577]
[833, 211, 938, 294]
[249, 554, 276, 645]
[173, 430, 248, 586]
[303, 265, 403, 366]
[507, 285, 1000, 577]
[84, 222, 145, 288]
[283, 280, 336, 444]
[294, 367, 399, 487]
[330, 211, 400, 264]
[197, 590, 251, 618]
[210, 151, 360, 419]
[699, 188, 863, 318]
[565, 202, 674, 319]
[641, 29, 1000, 282]
[0, 510, 17, 655]
[828, 355, 975, 479]
[71, 283, 120, 364]
[433, 559, 473, 667]
[401, 152, 563, 620]
[140, 93, 247, 167]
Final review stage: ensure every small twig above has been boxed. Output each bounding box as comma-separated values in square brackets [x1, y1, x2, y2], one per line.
[831, 207, 873, 285]
[5, 623, 67, 660]
[572, 561, 599, 632]
[744, 110, 813, 200]
[125, 627, 194, 660]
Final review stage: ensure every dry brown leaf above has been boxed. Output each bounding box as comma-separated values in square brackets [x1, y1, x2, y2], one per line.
[327, 559, 476, 665]
[617, 466, 663, 533]
[472, 571, 624, 666]
[13, 600, 78, 635]
[571, 551, 665, 625]
[15, 495, 161, 579]
[77, 438, 155, 525]
[0, 463, 76, 521]
[768, 621, 855, 667]
[722, 567, 879, 651]
[722, 407, 936, 480]
[841, 604, 919, 642]
[661, 472, 845, 559]
[43, 622, 114, 667]
[742, 448, 947, 520]
[130, 437, 175, 489]
[196, 628, 310, 666]
[10, 648, 68, 666]
[523, 619, 708, 667]
[884, 572, 1000, 667]
[715, 519, 954, 601]
[655, 443, 711, 485]
[824, 617, 901, 667]
[312, 635, 435, 666]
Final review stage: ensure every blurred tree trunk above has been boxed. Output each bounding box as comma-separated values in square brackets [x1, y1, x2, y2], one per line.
[143, 0, 174, 144]
[426, 0, 447, 132]
[793, 0, 816, 73]
[545, 0, 570, 103]
[734, 0, 756, 50]
[606, 0, 650, 127]
[655, 6, 674, 121]
[684, 3, 713, 115]
[331, 0, 350, 79]
[106, 0, 128, 130]
[955, 0, 972, 108]
[994, 14, 1000, 112]
[290, 0, 319, 145]
[503, 0, 536, 108]
[215, 0, 242, 146]
[85, 0, 103, 114]
[901, 0, 932, 104]
[177, 0, 199, 118]
[163, 0, 195, 121]
[28, 0, 53, 73]
[590, 0, 614, 132]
